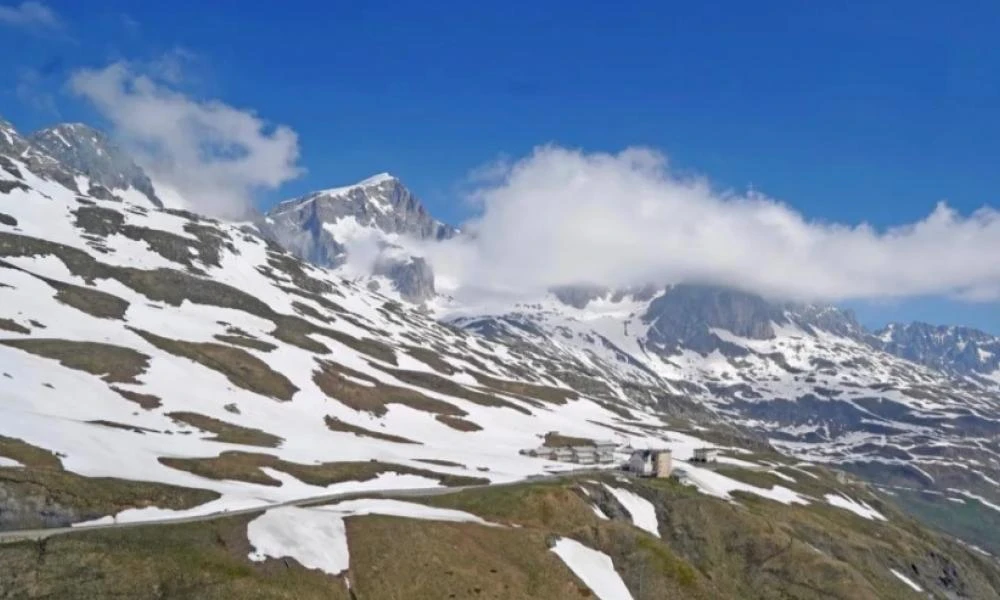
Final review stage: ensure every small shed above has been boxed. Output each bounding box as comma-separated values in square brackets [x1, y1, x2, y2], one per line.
[692, 447, 718, 463]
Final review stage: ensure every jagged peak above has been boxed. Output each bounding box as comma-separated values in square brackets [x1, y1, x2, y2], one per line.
[272, 173, 407, 215]
[314, 172, 399, 197]
[27, 120, 163, 208]
[30, 122, 109, 146]
[0, 116, 26, 147]
[357, 172, 397, 186]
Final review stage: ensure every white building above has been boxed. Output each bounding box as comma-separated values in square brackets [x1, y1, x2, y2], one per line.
[692, 447, 718, 463]
[627, 449, 673, 478]
[520, 440, 619, 465]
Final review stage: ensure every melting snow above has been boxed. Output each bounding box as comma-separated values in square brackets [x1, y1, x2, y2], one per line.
[602, 484, 659, 537]
[550, 537, 634, 600]
[248, 506, 350, 575]
[889, 568, 923, 592]
[678, 465, 808, 505]
[948, 490, 1000, 514]
[317, 498, 498, 525]
[247, 499, 494, 576]
[824, 494, 886, 521]
[769, 470, 797, 483]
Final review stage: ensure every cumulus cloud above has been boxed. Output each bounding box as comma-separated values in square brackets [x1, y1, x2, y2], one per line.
[0, 1, 60, 30]
[69, 61, 302, 218]
[423, 146, 1000, 303]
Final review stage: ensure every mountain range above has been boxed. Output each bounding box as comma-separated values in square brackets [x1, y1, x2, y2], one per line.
[2, 116, 999, 598]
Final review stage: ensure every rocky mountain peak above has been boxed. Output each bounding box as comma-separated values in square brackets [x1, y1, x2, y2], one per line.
[0, 116, 81, 192]
[268, 173, 454, 242]
[0, 117, 31, 156]
[261, 173, 456, 303]
[355, 171, 397, 187]
[640, 284, 786, 355]
[873, 320, 1000, 377]
[636, 284, 866, 357]
[29, 123, 163, 208]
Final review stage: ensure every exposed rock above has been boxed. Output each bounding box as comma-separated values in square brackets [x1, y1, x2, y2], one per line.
[873, 321, 1000, 377]
[29, 124, 163, 208]
[262, 173, 454, 269]
[550, 284, 610, 309]
[373, 256, 436, 303]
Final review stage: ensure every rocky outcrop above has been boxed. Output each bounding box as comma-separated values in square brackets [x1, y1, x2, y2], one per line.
[373, 256, 436, 303]
[262, 173, 455, 302]
[873, 322, 1000, 378]
[29, 124, 163, 208]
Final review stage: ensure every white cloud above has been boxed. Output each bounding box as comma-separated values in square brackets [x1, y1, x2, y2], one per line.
[0, 1, 60, 29]
[423, 145, 1000, 303]
[69, 61, 303, 218]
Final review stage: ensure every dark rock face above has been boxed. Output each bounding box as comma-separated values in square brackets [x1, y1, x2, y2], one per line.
[636, 284, 864, 358]
[550, 284, 662, 309]
[0, 486, 81, 530]
[263, 174, 455, 269]
[373, 256, 436, 303]
[647, 284, 784, 337]
[29, 124, 163, 208]
[641, 285, 785, 355]
[873, 322, 1000, 378]
[0, 118, 80, 193]
[550, 284, 610, 309]
[793, 304, 864, 339]
[262, 174, 455, 302]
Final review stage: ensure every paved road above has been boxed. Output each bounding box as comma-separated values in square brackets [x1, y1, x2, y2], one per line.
[0, 468, 606, 545]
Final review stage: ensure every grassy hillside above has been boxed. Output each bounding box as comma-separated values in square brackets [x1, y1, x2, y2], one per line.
[2, 472, 998, 600]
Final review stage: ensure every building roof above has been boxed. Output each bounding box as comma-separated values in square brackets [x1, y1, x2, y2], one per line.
[630, 448, 671, 458]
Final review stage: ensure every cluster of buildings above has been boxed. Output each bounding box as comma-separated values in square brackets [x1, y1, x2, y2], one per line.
[520, 440, 618, 465]
[625, 446, 718, 478]
[520, 435, 720, 481]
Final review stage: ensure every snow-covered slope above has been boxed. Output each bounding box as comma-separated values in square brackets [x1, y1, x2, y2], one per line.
[1, 119, 743, 529]
[446, 285, 1000, 520]
[3, 115, 999, 557]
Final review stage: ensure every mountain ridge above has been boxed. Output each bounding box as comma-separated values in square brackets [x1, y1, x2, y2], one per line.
[3, 115, 1000, 591]
[262, 172, 456, 302]
[29, 123, 163, 209]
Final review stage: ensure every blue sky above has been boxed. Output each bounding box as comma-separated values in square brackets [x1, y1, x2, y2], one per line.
[1, 1, 998, 333]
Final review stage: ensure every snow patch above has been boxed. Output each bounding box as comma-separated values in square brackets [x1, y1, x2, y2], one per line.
[247, 506, 349, 575]
[677, 465, 808, 506]
[590, 504, 610, 520]
[602, 484, 659, 537]
[824, 494, 886, 521]
[550, 537, 634, 600]
[889, 568, 923, 592]
[247, 499, 496, 577]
